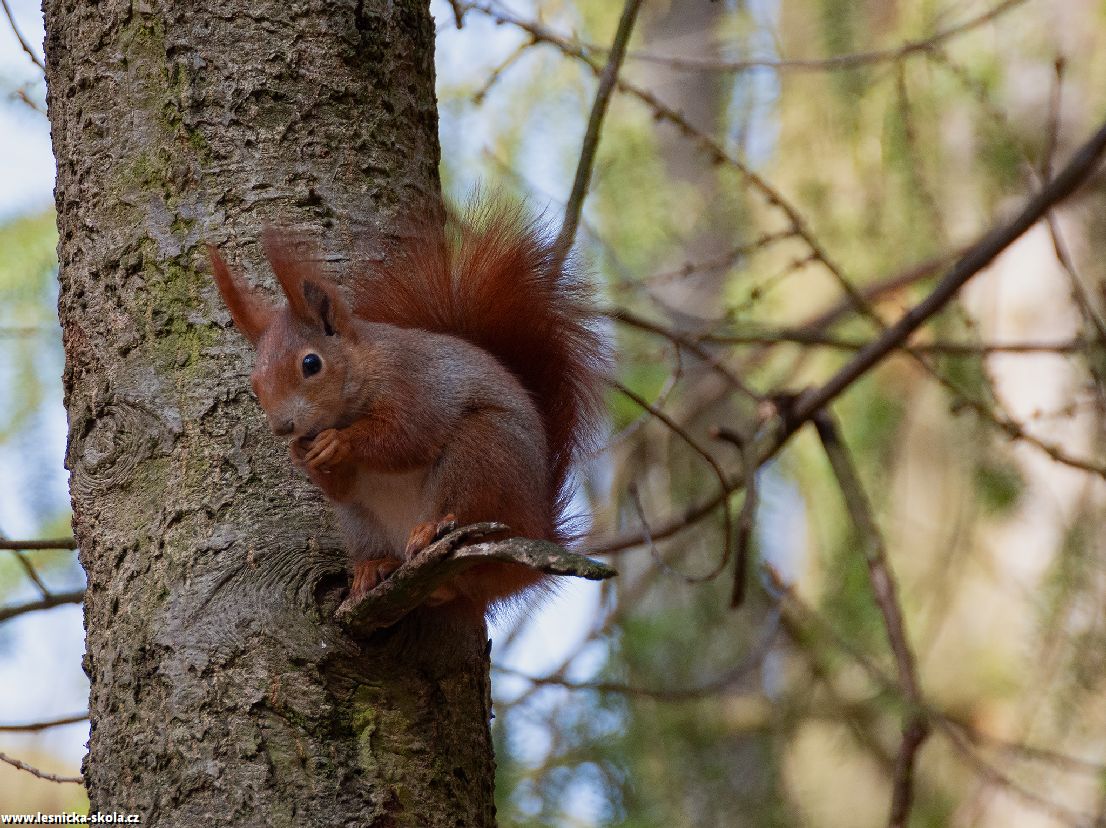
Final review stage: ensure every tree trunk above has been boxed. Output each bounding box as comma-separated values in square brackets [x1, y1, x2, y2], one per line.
[43, 1, 497, 824]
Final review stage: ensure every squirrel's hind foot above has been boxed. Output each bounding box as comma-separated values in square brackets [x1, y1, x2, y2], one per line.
[404, 514, 461, 606]
[403, 513, 458, 558]
[349, 557, 400, 601]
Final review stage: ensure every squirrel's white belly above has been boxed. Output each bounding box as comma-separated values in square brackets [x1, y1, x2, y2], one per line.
[348, 466, 431, 554]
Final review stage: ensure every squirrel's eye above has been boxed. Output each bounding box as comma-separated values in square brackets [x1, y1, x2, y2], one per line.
[302, 353, 323, 377]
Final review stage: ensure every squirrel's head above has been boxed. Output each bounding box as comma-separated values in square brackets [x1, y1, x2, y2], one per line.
[208, 232, 359, 441]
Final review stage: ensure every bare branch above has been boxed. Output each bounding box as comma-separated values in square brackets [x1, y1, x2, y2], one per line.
[7, 550, 51, 597]
[888, 718, 930, 827]
[0, 538, 77, 550]
[613, 230, 795, 292]
[618, 0, 1028, 74]
[594, 117, 1106, 554]
[553, 0, 644, 261]
[0, 589, 84, 624]
[336, 524, 616, 635]
[608, 308, 761, 400]
[814, 412, 929, 828]
[775, 572, 1092, 827]
[0, 713, 88, 733]
[697, 329, 1090, 355]
[467, 0, 913, 323]
[947, 719, 1106, 776]
[472, 40, 533, 104]
[0, 0, 44, 72]
[12, 85, 45, 115]
[614, 380, 735, 583]
[936, 720, 1091, 826]
[0, 751, 82, 785]
[1041, 57, 1065, 182]
[801, 247, 966, 331]
[713, 426, 759, 608]
[0, 326, 51, 338]
[790, 117, 1106, 426]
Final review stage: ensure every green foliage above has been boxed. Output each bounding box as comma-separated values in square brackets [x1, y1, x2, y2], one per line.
[972, 457, 1025, 516]
[0, 210, 73, 600]
[818, 0, 868, 115]
[975, 117, 1024, 198]
[0, 210, 57, 299]
[0, 209, 60, 441]
[820, 523, 884, 648]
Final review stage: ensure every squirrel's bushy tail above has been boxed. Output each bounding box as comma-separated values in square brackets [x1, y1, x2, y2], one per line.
[352, 201, 608, 543]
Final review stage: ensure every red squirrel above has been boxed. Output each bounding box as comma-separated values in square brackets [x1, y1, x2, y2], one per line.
[208, 203, 607, 615]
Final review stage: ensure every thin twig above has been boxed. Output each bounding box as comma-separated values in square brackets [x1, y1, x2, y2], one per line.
[608, 308, 762, 400]
[813, 412, 929, 828]
[1041, 57, 1065, 182]
[801, 247, 966, 331]
[933, 49, 1106, 396]
[616, 0, 1027, 74]
[553, 0, 644, 261]
[627, 482, 734, 585]
[614, 380, 734, 582]
[468, 0, 924, 325]
[629, 483, 682, 580]
[0, 538, 77, 550]
[774, 571, 1091, 827]
[0, 751, 82, 784]
[477, 0, 1104, 492]
[937, 720, 1090, 826]
[496, 606, 780, 703]
[916, 369, 1106, 477]
[0, 0, 44, 71]
[0, 589, 84, 624]
[713, 426, 759, 608]
[12, 86, 46, 115]
[472, 40, 533, 104]
[8, 550, 51, 597]
[895, 64, 945, 242]
[946, 719, 1106, 776]
[0, 326, 50, 338]
[613, 229, 795, 292]
[0, 713, 88, 733]
[716, 333, 1090, 355]
[603, 341, 685, 449]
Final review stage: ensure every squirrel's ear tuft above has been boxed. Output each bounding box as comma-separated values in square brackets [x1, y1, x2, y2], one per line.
[207, 244, 272, 346]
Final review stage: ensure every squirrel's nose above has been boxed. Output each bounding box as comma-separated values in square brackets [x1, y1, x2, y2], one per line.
[271, 418, 294, 437]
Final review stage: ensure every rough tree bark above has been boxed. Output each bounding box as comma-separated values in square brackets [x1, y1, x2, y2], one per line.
[44, 1, 499, 824]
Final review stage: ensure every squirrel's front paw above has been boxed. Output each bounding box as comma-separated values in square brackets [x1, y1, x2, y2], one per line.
[289, 438, 309, 468]
[304, 428, 351, 472]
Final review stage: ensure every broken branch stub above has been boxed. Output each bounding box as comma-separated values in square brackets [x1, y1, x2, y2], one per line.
[335, 522, 618, 635]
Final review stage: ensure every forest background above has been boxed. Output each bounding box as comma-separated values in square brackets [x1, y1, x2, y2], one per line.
[2, 0, 1106, 825]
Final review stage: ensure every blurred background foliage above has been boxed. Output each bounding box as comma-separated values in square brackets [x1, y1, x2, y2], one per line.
[5, 0, 1106, 824]
[435, 1, 1106, 825]
[0, 208, 70, 593]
